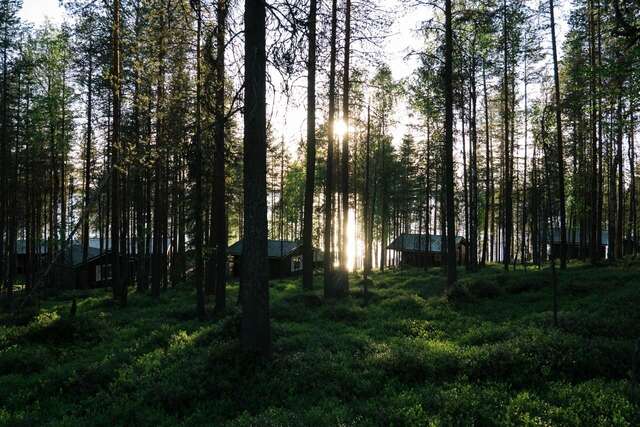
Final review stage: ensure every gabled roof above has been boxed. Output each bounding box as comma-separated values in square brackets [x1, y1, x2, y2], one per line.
[57, 245, 103, 267]
[549, 229, 609, 246]
[228, 239, 302, 258]
[387, 234, 466, 253]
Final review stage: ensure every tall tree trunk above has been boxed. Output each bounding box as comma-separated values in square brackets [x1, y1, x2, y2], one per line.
[193, 0, 205, 319]
[363, 105, 372, 278]
[616, 96, 624, 259]
[214, 0, 228, 313]
[502, 0, 513, 270]
[521, 47, 529, 267]
[630, 109, 637, 257]
[461, 81, 469, 269]
[111, 0, 123, 303]
[469, 50, 479, 272]
[339, 0, 351, 292]
[588, 0, 599, 263]
[481, 60, 490, 266]
[324, 0, 338, 297]
[82, 40, 93, 287]
[550, 0, 567, 269]
[0, 12, 8, 289]
[302, 0, 317, 290]
[241, 0, 270, 356]
[444, 0, 456, 287]
[609, 101, 618, 261]
[152, 6, 168, 297]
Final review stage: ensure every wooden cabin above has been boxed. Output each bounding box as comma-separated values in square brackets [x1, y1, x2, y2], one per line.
[16, 239, 146, 289]
[549, 229, 638, 260]
[387, 234, 468, 268]
[228, 239, 324, 278]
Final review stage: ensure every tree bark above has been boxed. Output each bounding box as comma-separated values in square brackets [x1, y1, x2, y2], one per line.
[302, 0, 317, 290]
[111, 0, 123, 303]
[214, 0, 228, 313]
[550, 0, 567, 269]
[444, 0, 456, 287]
[324, 0, 338, 297]
[339, 0, 351, 292]
[241, 0, 270, 357]
[193, 0, 206, 319]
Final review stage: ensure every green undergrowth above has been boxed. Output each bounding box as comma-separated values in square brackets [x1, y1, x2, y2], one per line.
[1, 260, 639, 426]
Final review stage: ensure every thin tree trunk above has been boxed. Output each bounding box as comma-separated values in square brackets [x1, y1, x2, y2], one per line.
[589, 0, 599, 263]
[550, 0, 567, 269]
[363, 105, 372, 278]
[444, 0, 456, 287]
[481, 60, 490, 266]
[111, 0, 123, 303]
[193, 0, 205, 319]
[324, 0, 338, 297]
[339, 0, 351, 292]
[302, 0, 317, 290]
[214, 0, 228, 312]
[502, 0, 512, 270]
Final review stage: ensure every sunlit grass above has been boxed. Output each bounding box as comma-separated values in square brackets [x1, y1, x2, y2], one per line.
[1, 260, 639, 425]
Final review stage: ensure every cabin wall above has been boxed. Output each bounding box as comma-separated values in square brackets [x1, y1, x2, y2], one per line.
[400, 246, 467, 268]
[549, 244, 606, 260]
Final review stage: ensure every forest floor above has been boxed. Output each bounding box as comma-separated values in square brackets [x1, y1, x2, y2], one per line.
[1, 261, 640, 426]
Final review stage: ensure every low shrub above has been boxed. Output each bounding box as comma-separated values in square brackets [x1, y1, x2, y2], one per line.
[467, 279, 502, 299]
[446, 283, 473, 303]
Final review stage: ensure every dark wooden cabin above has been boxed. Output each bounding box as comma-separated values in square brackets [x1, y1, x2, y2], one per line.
[387, 234, 468, 268]
[547, 229, 626, 260]
[228, 239, 324, 278]
[549, 229, 638, 260]
[16, 239, 140, 289]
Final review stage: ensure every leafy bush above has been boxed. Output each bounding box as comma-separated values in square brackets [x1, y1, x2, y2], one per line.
[1, 264, 638, 425]
[446, 282, 473, 303]
[466, 278, 502, 299]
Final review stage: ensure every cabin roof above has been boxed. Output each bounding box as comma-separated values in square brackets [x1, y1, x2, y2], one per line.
[228, 239, 302, 259]
[17, 238, 169, 256]
[387, 234, 466, 253]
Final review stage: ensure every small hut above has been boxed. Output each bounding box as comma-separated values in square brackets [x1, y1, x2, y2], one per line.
[549, 229, 608, 260]
[16, 239, 132, 289]
[228, 239, 323, 278]
[387, 233, 468, 267]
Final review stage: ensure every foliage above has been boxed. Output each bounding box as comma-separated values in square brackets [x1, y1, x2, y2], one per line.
[1, 262, 638, 426]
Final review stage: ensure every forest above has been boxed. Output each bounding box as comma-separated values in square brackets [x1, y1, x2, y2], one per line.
[0, 0, 639, 425]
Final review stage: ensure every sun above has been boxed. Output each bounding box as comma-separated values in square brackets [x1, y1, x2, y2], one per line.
[333, 119, 348, 138]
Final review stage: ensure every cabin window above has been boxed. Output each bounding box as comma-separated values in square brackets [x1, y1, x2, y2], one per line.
[98, 264, 112, 282]
[291, 255, 303, 272]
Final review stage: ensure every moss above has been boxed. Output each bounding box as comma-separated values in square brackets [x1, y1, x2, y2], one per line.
[0, 264, 637, 425]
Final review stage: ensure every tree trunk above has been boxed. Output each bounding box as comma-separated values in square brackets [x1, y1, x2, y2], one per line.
[339, 0, 351, 292]
[324, 0, 338, 297]
[444, 0, 456, 287]
[214, 0, 228, 313]
[363, 105, 372, 278]
[502, 0, 513, 270]
[302, 0, 317, 290]
[588, 0, 599, 263]
[550, 0, 567, 269]
[111, 0, 123, 303]
[193, 0, 206, 319]
[481, 60, 490, 266]
[241, 0, 271, 357]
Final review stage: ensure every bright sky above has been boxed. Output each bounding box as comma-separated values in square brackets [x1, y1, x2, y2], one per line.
[19, 0, 570, 155]
[19, 0, 66, 26]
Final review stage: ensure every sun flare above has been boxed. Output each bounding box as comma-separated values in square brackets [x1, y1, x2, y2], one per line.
[333, 119, 348, 138]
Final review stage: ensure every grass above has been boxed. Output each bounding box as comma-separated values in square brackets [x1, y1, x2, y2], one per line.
[1, 260, 639, 426]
